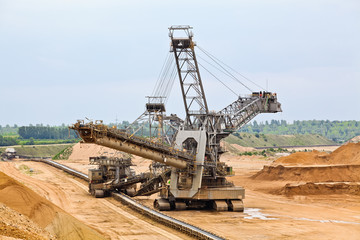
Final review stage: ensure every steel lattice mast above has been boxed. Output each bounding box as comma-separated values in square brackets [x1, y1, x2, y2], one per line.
[169, 25, 209, 129]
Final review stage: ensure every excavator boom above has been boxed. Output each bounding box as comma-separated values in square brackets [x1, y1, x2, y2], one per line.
[219, 92, 282, 132]
[70, 121, 194, 169]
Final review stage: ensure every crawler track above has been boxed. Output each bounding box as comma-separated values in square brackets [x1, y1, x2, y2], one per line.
[32, 159, 225, 240]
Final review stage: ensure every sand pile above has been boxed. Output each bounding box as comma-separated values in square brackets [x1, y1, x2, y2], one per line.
[252, 165, 360, 182]
[274, 150, 328, 165]
[221, 142, 255, 154]
[275, 142, 360, 165]
[0, 203, 53, 240]
[59, 143, 151, 175]
[230, 144, 255, 152]
[283, 182, 360, 196]
[0, 171, 106, 240]
[68, 142, 129, 160]
[252, 142, 360, 195]
[329, 142, 360, 164]
[349, 135, 360, 143]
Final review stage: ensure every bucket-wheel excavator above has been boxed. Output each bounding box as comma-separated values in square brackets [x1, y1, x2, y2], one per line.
[71, 26, 281, 211]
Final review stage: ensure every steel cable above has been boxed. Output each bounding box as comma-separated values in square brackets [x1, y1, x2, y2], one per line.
[197, 46, 265, 92]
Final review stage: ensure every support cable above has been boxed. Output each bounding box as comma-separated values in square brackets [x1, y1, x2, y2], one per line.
[165, 64, 178, 104]
[155, 55, 173, 98]
[197, 62, 238, 97]
[197, 46, 266, 92]
[152, 53, 175, 103]
[196, 54, 242, 86]
[197, 46, 252, 92]
[152, 52, 171, 97]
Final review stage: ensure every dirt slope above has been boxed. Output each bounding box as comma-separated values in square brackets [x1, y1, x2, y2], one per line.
[275, 142, 360, 165]
[252, 142, 360, 196]
[284, 182, 360, 196]
[252, 165, 360, 182]
[0, 161, 190, 240]
[0, 171, 105, 240]
[0, 203, 53, 240]
[68, 142, 129, 160]
[349, 135, 360, 143]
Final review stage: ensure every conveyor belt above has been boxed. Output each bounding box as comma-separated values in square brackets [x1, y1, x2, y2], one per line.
[32, 159, 225, 240]
[70, 122, 194, 169]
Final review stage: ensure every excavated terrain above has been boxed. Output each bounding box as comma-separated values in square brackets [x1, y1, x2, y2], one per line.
[1, 142, 360, 239]
[0, 170, 105, 240]
[253, 142, 360, 196]
[0, 157, 190, 240]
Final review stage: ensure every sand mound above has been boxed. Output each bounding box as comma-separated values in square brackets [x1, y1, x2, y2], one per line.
[349, 135, 360, 143]
[59, 143, 152, 175]
[275, 142, 360, 165]
[68, 142, 128, 160]
[46, 212, 107, 240]
[230, 144, 255, 152]
[275, 150, 328, 165]
[283, 182, 360, 196]
[0, 185, 56, 227]
[329, 142, 360, 164]
[0, 203, 53, 240]
[252, 165, 360, 182]
[0, 171, 105, 240]
[253, 143, 360, 195]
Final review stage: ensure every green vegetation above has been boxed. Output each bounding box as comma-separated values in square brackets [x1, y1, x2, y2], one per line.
[237, 148, 292, 157]
[226, 133, 336, 148]
[53, 145, 74, 160]
[1, 120, 359, 147]
[0, 137, 79, 147]
[0, 124, 79, 146]
[0, 124, 18, 136]
[0, 135, 18, 146]
[18, 138, 79, 145]
[240, 120, 360, 143]
[18, 164, 42, 175]
[18, 125, 77, 139]
[0, 144, 74, 158]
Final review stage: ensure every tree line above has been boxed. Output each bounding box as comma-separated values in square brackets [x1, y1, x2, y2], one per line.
[0, 120, 359, 146]
[0, 135, 17, 146]
[0, 124, 78, 146]
[18, 126, 77, 139]
[240, 120, 360, 142]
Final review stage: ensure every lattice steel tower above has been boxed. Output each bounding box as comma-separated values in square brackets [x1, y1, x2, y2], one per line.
[169, 25, 209, 129]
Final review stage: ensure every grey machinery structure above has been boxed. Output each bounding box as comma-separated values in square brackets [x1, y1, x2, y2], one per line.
[71, 26, 282, 211]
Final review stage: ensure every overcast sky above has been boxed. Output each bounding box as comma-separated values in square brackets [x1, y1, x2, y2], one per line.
[0, 0, 359, 126]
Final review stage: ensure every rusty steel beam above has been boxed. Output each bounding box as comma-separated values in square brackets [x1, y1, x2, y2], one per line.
[94, 136, 188, 169]
[70, 121, 190, 169]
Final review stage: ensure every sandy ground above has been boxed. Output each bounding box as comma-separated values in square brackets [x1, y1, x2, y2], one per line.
[0, 202, 53, 240]
[59, 152, 360, 239]
[132, 154, 360, 240]
[0, 160, 190, 240]
[1, 142, 360, 239]
[0, 167, 105, 240]
[283, 145, 340, 152]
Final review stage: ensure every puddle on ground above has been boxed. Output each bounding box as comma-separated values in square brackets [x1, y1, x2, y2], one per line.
[293, 217, 360, 225]
[242, 209, 360, 225]
[243, 208, 278, 220]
